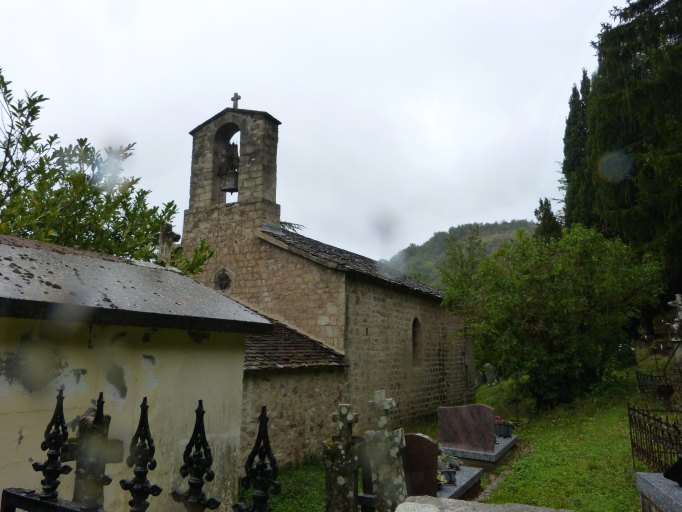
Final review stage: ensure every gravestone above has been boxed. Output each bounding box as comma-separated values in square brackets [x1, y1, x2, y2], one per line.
[438, 405, 495, 453]
[323, 404, 359, 512]
[364, 391, 407, 512]
[62, 393, 123, 510]
[403, 433, 438, 497]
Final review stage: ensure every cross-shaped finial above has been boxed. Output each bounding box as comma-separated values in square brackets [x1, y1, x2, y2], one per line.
[332, 404, 358, 443]
[369, 390, 396, 429]
[231, 92, 241, 109]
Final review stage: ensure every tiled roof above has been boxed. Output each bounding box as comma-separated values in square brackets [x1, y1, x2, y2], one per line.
[244, 317, 346, 371]
[260, 224, 443, 299]
[0, 235, 270, 334]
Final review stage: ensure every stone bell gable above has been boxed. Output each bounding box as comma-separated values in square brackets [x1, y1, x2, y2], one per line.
[186, 105, 281, 229]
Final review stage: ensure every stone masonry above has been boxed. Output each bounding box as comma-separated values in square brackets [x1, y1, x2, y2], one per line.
[181, 104, 475, 465]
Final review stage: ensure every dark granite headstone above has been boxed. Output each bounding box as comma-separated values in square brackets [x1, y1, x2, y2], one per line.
[664, 456, 682, 486]
[438, 404, 495, 453]
[403, 433, 438, 497]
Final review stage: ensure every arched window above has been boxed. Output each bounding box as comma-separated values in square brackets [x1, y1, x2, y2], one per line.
[412, 317, 422, 365]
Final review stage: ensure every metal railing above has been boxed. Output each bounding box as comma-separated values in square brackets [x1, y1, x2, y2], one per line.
[1, 390, 278, 512]
[628, 402, 682, 472]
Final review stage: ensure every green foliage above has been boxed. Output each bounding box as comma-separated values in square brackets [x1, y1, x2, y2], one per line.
[172, 239, 215, 275]
[440, 224, 487, 314]
[562, 69, 593, 228]
[448, 225, 661, 408]
[0, 67, 213, 270]
[532, 198, 562, 241]
[387, 220, 536, 289]
[564, 0, 682, 291]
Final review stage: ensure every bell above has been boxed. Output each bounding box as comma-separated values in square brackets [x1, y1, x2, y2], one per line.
[221, 168, 239, 194]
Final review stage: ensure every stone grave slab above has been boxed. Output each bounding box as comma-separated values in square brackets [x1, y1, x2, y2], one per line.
[438, 405, 517, 464]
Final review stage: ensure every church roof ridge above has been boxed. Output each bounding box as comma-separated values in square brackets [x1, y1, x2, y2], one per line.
[260, 224, 443, 300]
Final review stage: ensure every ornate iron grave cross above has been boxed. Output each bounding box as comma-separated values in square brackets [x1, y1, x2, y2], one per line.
[32, 388, 73, 499]
[61, 392, 124, 511]
[172, 400, 221, 512]
[120, 397, 162, 512]
[231, 92, 241, 109]
[233, 406, 280, 512]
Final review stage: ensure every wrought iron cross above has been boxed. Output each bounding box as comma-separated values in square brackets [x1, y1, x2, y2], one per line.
[31, 388, 73, 499]
[231, 92, 241, 109]
[61, 392, 124, 511]
[233, 406, 280, 512]
[120, 397, 162, 512]
[172, 400, 220, 512]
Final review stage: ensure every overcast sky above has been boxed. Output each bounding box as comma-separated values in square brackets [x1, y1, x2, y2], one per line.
[2, 1, 624, 260]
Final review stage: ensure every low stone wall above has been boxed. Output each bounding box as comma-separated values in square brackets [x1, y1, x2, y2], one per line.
[397, 496, 572, 511]
[241, 367, 345, 465]
[637, 472, 682, 512]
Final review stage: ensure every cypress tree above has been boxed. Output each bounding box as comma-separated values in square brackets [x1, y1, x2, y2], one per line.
[586, 0, 682, 291]
[562, 70, 592, 227]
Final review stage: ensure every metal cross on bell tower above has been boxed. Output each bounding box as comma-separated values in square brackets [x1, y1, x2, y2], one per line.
[231, 92, 241, 109]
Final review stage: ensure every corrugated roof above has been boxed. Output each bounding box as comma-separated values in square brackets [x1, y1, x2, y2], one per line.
[0, 235, 271, 334]
[244, 317, 346, 371]
[260, 224, 443, 299]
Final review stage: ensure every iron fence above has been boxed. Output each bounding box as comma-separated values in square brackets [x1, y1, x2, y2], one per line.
[628, 402, 682, 472]
[0, 390, 278, 512]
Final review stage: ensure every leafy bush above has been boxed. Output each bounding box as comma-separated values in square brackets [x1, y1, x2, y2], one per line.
[444, 225, 662, 408]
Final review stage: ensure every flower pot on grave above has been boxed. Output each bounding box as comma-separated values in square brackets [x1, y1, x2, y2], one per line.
[440, 469, 457, 485]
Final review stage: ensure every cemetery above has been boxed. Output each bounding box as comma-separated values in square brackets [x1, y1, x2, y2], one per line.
[1, 1, 681, 507]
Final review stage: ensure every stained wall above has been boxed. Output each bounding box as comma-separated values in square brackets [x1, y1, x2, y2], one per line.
[0, 317, 245, 510]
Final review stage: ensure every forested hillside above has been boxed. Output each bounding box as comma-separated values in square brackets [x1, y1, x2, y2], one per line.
[386, 220, 535, 289]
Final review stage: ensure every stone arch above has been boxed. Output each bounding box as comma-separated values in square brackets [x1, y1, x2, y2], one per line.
[213, 122, 241, 204]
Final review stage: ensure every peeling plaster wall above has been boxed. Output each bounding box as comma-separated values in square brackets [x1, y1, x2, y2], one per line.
[0, 317, 245, 510]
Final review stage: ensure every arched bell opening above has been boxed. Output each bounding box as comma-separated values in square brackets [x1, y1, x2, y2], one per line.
[213, 123, 241, 204]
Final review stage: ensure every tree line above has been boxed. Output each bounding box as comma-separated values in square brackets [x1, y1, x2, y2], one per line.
[439, 0, 678, 408]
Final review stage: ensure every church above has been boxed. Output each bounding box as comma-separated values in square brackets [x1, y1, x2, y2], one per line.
[180, 100, 475, 464]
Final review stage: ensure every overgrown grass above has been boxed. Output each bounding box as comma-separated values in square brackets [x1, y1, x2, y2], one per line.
[480, 374, 642, 511]
[272, 352, 655, 511]
[238, 457, 326, 512]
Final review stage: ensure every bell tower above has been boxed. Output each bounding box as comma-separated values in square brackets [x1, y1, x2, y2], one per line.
[185, 95, 281, 227]
[182, 97, 282, 294]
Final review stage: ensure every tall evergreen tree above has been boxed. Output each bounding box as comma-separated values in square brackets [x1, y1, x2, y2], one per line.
[562, 70, 592, 227]
[585, 0, 682, 291]
[534, 198, 563, 241]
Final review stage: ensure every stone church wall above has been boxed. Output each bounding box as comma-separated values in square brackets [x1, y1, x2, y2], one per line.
[241, 368, 345, 465]
[183, 206, 347, 352]
[345, 276, 475, 432]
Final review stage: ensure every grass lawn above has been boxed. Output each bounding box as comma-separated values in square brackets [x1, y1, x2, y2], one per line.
[269, 354, 657, 511]
[477, 380, 642, 511]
